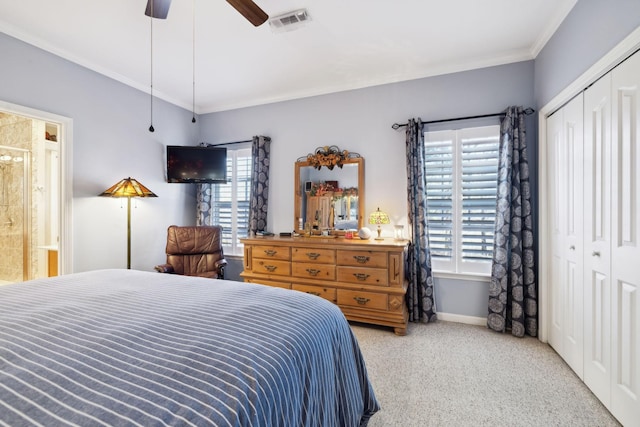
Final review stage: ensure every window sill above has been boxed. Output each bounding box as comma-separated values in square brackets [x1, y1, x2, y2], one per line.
[432, 271, 491, 282]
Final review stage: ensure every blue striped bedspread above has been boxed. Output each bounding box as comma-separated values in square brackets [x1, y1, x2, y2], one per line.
[0, 269, 379, 426]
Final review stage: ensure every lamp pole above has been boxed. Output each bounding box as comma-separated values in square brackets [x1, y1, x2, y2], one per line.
[126, 196, 132, 269]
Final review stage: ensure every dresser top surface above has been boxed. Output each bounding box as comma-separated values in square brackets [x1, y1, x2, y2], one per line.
[241, 236, 409, 249]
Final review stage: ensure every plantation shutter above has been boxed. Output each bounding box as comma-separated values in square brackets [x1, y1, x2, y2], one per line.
[424, 131, 454, 260]
[460, 129, 499, 261]
[212, 148, 251, 252]
[212, 157, 233, 246]
[235, 153, 251, 244]
[423, 125, 499, 275]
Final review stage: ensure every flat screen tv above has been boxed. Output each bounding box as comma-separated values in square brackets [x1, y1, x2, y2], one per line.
[166, 145, 227, 183]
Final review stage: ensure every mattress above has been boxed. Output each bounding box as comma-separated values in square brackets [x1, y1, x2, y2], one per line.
[0, 269, 379, 426]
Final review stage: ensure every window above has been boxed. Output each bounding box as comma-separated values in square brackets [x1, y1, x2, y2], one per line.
[211, 147, 251, 255]
[423, 125, 500, 276]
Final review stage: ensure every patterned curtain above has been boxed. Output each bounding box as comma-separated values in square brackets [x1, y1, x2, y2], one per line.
[405, 118, 437, 323]
[249, 135, 271, 235]
[487, 106, 536, 337]
[196, 142, 214, 226]
[196, 183, 212, 225]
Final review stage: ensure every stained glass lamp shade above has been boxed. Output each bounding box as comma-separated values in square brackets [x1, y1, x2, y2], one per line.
[368, 207, 390, 240]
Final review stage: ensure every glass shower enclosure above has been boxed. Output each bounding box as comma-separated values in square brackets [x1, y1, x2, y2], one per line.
[0, 146, 30, 283]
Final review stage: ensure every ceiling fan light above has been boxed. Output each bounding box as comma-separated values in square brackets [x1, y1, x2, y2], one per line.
[145, 0, 171, 19]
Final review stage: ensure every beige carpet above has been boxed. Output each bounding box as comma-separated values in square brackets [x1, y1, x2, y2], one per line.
[351, 320, 620, 427]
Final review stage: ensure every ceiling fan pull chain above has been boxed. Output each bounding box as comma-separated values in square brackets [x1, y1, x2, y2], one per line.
[192, 0, 196, 124]
[148, 6, 155, 133]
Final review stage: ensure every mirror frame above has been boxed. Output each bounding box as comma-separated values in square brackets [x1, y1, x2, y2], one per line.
[294, 157, 365, 234]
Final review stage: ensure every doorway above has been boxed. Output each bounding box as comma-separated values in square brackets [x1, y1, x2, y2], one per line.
[0, 105, 68, 284]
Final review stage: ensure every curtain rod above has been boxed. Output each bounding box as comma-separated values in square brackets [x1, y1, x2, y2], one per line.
[204, 139, 252, 147]
[391, 107, 535, 130]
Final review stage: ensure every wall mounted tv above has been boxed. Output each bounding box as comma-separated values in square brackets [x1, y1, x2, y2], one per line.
[166, 145, 227, 183]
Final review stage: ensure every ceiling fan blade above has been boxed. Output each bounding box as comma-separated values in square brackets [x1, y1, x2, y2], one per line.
[145, 0, 172, 19]
[226, 0, 268, 27]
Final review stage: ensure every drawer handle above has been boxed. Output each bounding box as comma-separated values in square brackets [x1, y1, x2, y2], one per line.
[264, 249, 278, 257]
[353, 255, 370, 264]
[592, 251, 601, 257]
[306, 268, 321, 276]
[264, 265, 278, 272]
[307, 291, 321, 296]
[353, 296, 370, 305]
[306, 252, 321, 260]
[353, 273, 370, 281]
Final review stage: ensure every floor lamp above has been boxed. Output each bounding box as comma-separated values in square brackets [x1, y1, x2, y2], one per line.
[99, 177, 157, 269]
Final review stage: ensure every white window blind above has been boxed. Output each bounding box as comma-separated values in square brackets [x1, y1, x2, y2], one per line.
[212, 147, 251, 255]
[424, 125, 500, 276]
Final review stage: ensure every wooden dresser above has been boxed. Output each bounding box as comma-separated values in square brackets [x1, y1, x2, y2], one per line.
[240, 236, 409, 335]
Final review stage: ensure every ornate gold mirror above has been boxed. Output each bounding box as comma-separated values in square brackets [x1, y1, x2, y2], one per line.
[294, 146, 365, 234]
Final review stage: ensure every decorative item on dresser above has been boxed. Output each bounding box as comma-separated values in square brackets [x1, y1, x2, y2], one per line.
[240, 236, 409, 335]
[368, 207, 390, 240]
[294, 146, 364, 235]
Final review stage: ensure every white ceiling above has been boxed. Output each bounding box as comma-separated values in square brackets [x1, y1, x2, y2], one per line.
[0, 0, 576, 114]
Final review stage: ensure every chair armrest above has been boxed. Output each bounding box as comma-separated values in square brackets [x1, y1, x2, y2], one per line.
[154, 264, 174, 273]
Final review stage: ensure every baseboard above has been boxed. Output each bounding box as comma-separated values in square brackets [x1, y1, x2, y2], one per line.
[438, 312, 486, 326]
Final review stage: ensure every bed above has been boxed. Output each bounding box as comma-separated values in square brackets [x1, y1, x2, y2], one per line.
[0, 269, 379, 426]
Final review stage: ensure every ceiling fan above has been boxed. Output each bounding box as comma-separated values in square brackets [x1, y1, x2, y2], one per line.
[145, 0, 268, 26]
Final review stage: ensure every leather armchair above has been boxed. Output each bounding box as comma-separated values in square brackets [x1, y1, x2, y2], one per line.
[155, 225, 227, 279]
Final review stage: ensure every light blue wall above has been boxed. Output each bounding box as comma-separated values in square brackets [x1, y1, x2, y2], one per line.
[0, 33, 199, 273]
[534, 0, 640, 108]
[199, 61, 536, 318]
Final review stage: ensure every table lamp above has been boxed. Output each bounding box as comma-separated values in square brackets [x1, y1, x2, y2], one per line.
[368, 207, 390, 240]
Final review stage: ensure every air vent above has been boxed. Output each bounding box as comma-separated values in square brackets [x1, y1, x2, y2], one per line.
[269, 9, 310, 33]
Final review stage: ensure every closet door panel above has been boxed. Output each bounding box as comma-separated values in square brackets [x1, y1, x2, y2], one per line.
[562, 95, 585, 376]
[610, 51, 640, 427]
[546, 95, 584, 375]
[583, 74, 612, 406]
[547, 111, 565, 353]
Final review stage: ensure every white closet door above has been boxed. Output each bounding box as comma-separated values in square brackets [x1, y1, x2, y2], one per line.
[546, 95, 584, 375]
[583, 74, 612, 407]
[610, 50, 640, 427]
[562, 95, 585, 376]
[547, 110, 565, 353]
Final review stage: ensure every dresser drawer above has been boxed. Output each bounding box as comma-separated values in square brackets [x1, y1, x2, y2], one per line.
[292, 262, 336, 280]
[337, 266, 388, 286]
[338, 289, 388, 311]
[252, 245, 291, 260]
[246, 278, 291, 289]
[292, 247, 336, 264]
[337, 250, 387, 268]
[253, 259, 291, 276]
[292, 283, 336, 302]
